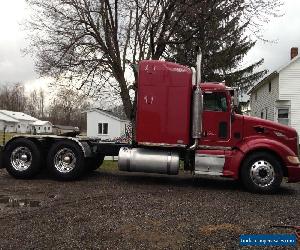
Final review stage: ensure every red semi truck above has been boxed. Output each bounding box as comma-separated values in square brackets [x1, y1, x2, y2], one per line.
[0, 52, 300, 193]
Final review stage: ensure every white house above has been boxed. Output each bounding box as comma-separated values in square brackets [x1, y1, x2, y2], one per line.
[0, 110, 38, 133]
[0, 113, 19, 132]
[86, 108, 130, 140]
[0, 110, 53, 134]
[32, 120, 53, 134]
[248, 47, 300, 132]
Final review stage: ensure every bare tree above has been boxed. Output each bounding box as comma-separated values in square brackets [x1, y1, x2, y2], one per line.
[25, 0, 282, 120]
[48, 87, 91, 130]
[25, 88, 46, 118]
[38, 89, 45, 118]
[26, 89, 38, 117]
[0, 84, 27, 112]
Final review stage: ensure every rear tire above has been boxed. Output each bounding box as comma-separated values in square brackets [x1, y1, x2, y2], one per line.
[85, 155, 104, 172]
[47, 140, 85, 180]
[4, 138, 41, 179]
[241, 152, 283, 193]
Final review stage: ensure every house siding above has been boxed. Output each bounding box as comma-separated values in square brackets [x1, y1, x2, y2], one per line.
[250, 76, 279, 121]
[279, 57, 300, 132]
[0, 122, 17, 132]
[87, 111, 122, 140]
[16, 121, 32, 134]
[0, 121, 4, 131]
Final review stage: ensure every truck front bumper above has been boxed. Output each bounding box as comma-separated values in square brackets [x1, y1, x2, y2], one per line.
[287, 165, 300, 183]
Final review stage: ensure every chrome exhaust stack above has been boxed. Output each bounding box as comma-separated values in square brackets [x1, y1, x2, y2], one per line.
[189, 48, 203, 150]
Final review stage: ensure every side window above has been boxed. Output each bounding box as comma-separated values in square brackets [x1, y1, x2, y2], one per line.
[103, 123, 108, 134]
[98, 123, 103, 134]
[98, 123, 109, 134]
[203, 92, 227, 112]
[277, 108, 289, 125]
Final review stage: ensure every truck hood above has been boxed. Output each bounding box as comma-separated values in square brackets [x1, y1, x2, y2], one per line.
[243, 115, 297, 138]
[242, 115, 298, 155]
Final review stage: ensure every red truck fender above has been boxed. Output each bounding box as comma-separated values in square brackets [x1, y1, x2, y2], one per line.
[223, 137, 296, 179]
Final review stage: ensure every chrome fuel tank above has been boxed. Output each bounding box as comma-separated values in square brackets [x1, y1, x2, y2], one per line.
[118, 147, 179, 175]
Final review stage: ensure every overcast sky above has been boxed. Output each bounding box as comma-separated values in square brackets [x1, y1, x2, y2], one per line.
[0, 0, 300, 91]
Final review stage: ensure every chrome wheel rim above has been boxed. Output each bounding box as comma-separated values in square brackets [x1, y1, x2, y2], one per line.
[11, 147, 32, 171]
[54, 148, 76, 173]
[250, 160, 275, 187]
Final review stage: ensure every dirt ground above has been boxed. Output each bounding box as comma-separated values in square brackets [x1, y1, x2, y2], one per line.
[0, 163, 299, 249]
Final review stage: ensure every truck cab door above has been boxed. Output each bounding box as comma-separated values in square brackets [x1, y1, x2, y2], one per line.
[200, 91, 231, 147]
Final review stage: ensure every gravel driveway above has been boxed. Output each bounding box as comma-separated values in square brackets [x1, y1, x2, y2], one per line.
[0, 165, 299, 249]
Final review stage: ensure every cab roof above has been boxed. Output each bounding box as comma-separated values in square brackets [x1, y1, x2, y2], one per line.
[200, 82, 230, 91]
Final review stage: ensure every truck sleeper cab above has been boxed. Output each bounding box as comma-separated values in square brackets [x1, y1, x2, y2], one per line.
[0, 55, 300, 193]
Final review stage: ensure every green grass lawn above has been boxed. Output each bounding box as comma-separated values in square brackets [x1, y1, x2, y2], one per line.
[101, 160, 118, 171]
[0, 133, 17, 146]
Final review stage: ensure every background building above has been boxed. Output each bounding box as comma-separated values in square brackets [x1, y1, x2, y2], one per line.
[31, 120, 53, 134]
[86, 109, 130, 141]
[0, 112, 19, 133]
[248, 47, 300, 132]
[0, 110, 53, 134]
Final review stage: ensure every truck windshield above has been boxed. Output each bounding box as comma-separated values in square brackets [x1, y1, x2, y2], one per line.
[203, 92, 227, 112]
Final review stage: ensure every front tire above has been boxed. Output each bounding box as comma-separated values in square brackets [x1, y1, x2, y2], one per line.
[4, 138, 41, 179]
[47, 140, 85, 180]
[241, 152, 283, 193]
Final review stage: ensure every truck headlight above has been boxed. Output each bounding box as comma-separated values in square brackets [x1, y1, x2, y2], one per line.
[287, 156, 300, 165]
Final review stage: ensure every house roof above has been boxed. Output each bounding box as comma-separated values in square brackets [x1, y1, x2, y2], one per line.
[85, 108, 129, 122]
[248, 55, 300, 94]
[0, 113, 19, 123]
[0, 110, 38, 122]
[32, 120, 52, 126]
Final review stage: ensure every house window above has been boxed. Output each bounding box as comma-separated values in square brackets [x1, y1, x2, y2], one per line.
[268, 82, 271, 92]
[44, 127, 46, 131]
[18, 125, 20, 128]
[48, 127, 50, 130]
[98, 123, 108, 135]
[261, 111, 264, 119]
[277, 108, 289, 125]
[38, 127, 41, 130]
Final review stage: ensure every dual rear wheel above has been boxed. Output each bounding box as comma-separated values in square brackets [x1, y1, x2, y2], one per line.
[4, 138, 104, 180]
